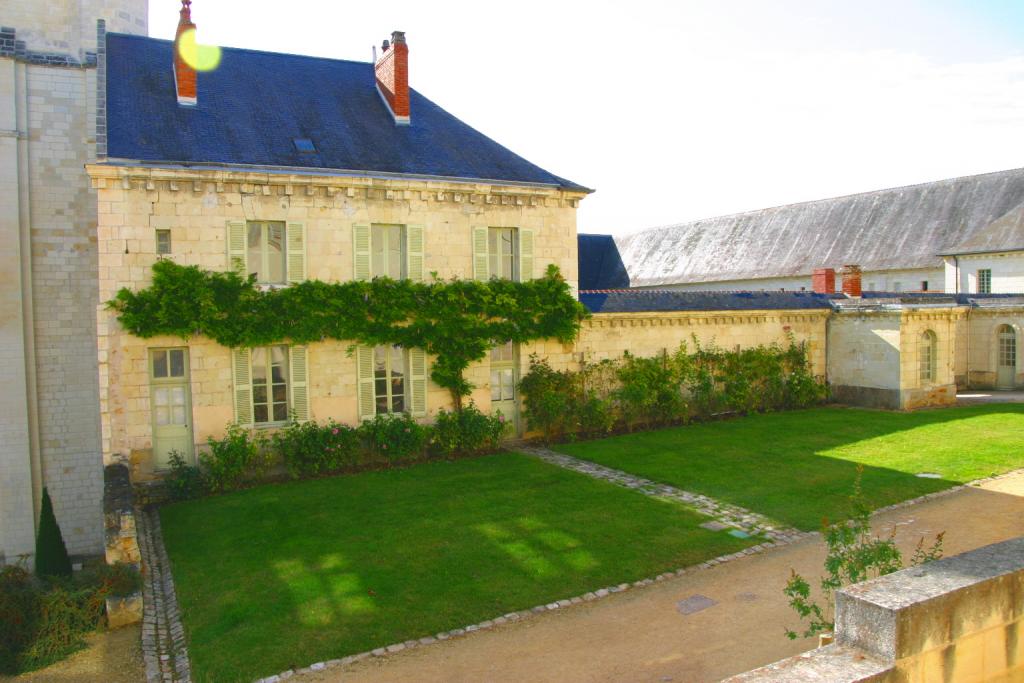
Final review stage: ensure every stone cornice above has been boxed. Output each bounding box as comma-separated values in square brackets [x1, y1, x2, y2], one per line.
[85, 164, 587, 208]
[587, 309, 830, 328]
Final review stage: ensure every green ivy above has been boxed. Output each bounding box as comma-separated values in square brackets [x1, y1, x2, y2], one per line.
[108, 260, 588, 406]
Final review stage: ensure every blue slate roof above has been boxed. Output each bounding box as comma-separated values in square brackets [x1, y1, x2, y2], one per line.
[579, 290, 835, 314]
[578, 234, 630, 290]
[104, 34, 589, 192]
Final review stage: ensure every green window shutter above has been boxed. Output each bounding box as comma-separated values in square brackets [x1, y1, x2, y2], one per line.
[232, 347, 253, 426]
[519, 228, 535, 281]
[227, 220, 247, 276]
[353, 224, 371, 281]
[286, 222, 307, 284]
[406, 224, 425, 282]
[472, 226, 489, 281]
[409, 347, 428, 417]
[356, 345, 376, 421]
[289, 345, 309, 422]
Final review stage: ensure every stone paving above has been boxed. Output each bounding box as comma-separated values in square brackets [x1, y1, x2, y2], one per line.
[137, 506, 191, 683]
[518, 445, 805, 543]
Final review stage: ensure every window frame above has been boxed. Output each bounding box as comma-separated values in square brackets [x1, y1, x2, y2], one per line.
[155, 229, 172, 255]
[370, 223, 407, 279]
[977, 269, 992, 294]
[918, 330, 937, 384]
[246, 220, 288, 284]
[251, 345, 290, 426]
[490, 341, 517, 403]
[488, 227, 519, 281]
[373, 345, 409, 415]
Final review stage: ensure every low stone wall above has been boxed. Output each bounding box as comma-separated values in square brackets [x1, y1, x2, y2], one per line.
[103, 463, 142, 627]
[725, 536, 1024, 682]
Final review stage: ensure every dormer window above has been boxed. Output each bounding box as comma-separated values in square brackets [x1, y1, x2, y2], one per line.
[293, 138, 316, 153]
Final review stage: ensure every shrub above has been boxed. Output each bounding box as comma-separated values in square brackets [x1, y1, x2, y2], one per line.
[35, 488, 72, 580]
[359, 413, 431, 464]
[784, 466, 944, 639]
[615, 351, 685, 428]
[201, 425, 271, 493]
[518, 355, 575, 442]
[166, 450, 208, 500]
[431, 402, 506, 457]
[272, 419, 361, 478]
[0, 560, 130, 674]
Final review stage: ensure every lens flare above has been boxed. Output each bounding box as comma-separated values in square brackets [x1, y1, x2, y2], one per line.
[177, 28, 222, 72]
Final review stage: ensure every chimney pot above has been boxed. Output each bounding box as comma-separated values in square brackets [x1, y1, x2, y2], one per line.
[381, 39, 389, 51]
[173, 0, 197, 105]
[812, 268, 836, 294]
[375, 30, 410, 125]
[840, 264, 863, 298]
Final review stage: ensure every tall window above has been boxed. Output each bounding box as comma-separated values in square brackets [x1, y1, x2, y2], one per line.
[489, 227, 518, 280]
[252, 346, 289, 423]
[977, 269, 992, 294]
[490, 342, 516, 402]
[374, 345, 407, 414]
[247, 221, 286, 284]
[919, 330, 937, 383]
[371, 224, 405, 279]
[155, 229, 172, 255]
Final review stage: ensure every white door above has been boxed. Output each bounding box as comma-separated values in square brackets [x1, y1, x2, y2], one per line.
[490, 342, 519, 436]
[150, 348, 194, 469]
[997, 326, 1017, 389]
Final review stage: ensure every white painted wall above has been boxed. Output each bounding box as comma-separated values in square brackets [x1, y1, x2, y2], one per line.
[633, 267, 943, 293]
[944, 252, 1024, 294]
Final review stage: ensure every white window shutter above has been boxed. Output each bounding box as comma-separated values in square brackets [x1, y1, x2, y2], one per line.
[472, 226, 489, 281]
[289, 346, 309, 422]
[356, 345, 376, 421]
[353, 224, 371, 281]
[227, 220, 247, 276]
[406, 224, 425, 282]
[519, 228, 535, 281]
[232, 347, 253, 425]
[409, 347, 427, 417]
[286, 222, 307, 284]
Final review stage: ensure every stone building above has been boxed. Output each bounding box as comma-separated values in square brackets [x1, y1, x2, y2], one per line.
[604, 167, 1024, 294]
[0, 0, 148, 565]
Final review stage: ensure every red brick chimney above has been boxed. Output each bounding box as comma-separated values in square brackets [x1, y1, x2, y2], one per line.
[375, 31, 410, 125]
[173, 0, 197, 105]
[840, 264, 863, 297]
[811, 268, 836, 294]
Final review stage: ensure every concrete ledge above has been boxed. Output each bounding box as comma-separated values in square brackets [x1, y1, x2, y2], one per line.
[726, 536, 1024, 682]
[722, 644, 891, 682]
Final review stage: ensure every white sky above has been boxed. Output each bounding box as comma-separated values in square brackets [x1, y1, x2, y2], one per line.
[150, 0, 1024, 236]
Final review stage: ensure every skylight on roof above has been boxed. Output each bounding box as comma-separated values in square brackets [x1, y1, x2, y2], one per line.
[293, 138, 316, 153]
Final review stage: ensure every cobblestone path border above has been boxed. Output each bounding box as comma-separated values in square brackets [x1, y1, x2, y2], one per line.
[518, 445, 805, 542]
[137, 506, 192, 683]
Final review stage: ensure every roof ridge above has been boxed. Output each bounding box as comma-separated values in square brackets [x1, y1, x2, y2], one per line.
[623, 166, 1024, 239]
[107, 31, 374, 68]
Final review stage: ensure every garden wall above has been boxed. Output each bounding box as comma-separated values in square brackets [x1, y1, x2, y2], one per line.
[725, 536, 1024, 682]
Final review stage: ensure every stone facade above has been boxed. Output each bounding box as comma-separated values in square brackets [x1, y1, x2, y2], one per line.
[0, 0, 147, 564]
[86, 165, 585, 473]
[643, 267, 943, 294]
[944, 251, 1024, 295]
[828, 306, 963, 410]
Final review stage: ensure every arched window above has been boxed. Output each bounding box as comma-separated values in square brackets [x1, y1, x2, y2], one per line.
[919, 330, 937, 383]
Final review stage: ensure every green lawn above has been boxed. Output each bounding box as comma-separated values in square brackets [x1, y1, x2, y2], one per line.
[161, 452, 756, 682]
[556, 404, 1024, 532]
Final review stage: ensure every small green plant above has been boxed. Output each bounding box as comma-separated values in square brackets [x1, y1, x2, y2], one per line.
[783, 466, 944, 640]
[200, 425, 272, 493]
[518, 355, 575, 442]
[272, 419, 360, 477]
[431, 402, 506, 457]
[34, 488, 72, 580]
[166, 451, 208, 500]
[359, 413, 431, 464]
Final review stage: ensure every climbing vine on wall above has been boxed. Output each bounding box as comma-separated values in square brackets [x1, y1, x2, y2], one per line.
[108, 259, 588, 407]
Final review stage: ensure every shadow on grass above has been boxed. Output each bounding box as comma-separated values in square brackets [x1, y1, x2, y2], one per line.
[158, 453, 755, 682]
[555, 404, 1024, 531]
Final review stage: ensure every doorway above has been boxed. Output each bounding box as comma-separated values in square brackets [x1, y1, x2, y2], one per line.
[997, 325, 1017, 389]
[150, 347, 194, 470]
[490, 341, 520, 436]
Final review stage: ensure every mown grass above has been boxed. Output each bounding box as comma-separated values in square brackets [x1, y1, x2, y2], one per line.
[556, 404, 1024, 531]
[161, 452, 755, 682]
